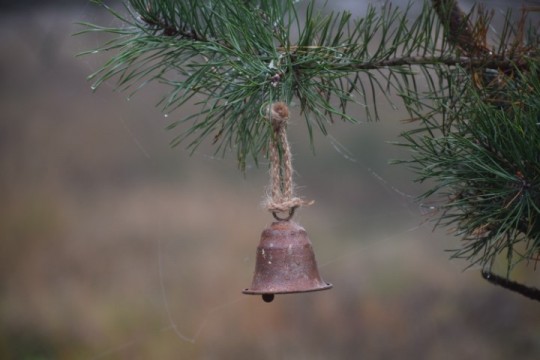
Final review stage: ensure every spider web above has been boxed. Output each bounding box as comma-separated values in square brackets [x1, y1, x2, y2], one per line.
[87, 110, 438, 358]
[7, 1, 538, 359]
[76, 4, 453, 358]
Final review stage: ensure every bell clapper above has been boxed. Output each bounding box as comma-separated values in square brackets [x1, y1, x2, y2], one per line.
[262, 294, 275, 303]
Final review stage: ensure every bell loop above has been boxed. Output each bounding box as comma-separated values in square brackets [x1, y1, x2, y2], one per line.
[272, 207, 296, 222]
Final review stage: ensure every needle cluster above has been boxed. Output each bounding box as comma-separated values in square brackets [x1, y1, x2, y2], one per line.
[79, 0, 540, 275]
[399, 2, 540, 273]
[80, 0, 495, 167]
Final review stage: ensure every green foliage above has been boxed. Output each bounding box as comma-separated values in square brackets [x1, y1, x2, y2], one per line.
[79, 0, 540, 275]
[401, 64, 540, 271]
[78, 0, 469, 168]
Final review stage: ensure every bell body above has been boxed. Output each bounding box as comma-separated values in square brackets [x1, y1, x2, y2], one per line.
[243, 220, 332, 298]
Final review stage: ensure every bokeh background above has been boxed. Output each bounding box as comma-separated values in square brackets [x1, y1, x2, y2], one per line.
[1, 1, 540, 359]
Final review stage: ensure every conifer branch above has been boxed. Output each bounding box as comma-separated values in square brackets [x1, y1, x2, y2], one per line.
[399, 0, 540, 278]
[431, 0, 490, 55]
[79, 0, 540, 281]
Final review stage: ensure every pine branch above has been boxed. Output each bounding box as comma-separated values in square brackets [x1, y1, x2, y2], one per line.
[482, 270, 540, 302]
[298, 54, 530, 72]
[79, 1, 538, 160]
[78, 0, 461, 167]
[398, 2, 540, 275]
[431, 0, 490, 56]
[79, 0, 540, 279]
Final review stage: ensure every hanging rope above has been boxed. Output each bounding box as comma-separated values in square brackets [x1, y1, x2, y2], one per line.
[265, 102, 313, 221]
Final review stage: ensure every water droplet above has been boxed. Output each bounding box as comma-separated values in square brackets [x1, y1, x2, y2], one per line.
[164, 114, 169, 118]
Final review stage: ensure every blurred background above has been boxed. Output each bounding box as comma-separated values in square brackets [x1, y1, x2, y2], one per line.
[1, 0, 540, 359]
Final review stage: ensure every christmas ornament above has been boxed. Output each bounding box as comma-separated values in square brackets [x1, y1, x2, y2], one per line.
[243, 102, 332, 303]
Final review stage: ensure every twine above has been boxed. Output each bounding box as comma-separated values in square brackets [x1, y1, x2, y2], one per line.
[265, 102, 313, 220]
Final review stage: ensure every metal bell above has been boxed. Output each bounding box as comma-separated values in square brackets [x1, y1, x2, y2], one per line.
[243, 220, 332, 302]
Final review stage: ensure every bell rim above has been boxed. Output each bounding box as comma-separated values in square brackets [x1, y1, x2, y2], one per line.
[242, 282, 332, 295]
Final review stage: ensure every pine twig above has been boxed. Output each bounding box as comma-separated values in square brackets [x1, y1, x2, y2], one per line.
[431, 0, 490, 56]
[481, 270, 540, 302]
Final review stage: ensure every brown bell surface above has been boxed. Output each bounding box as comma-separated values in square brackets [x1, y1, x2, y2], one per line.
[243, 220, 332, 299]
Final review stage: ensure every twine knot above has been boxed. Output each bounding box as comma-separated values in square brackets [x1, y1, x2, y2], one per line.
[264, 102, 313, 220]
[269, 101, 289, 129]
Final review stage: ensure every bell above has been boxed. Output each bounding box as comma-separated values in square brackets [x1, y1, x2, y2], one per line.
[243, 220, 332, 302]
